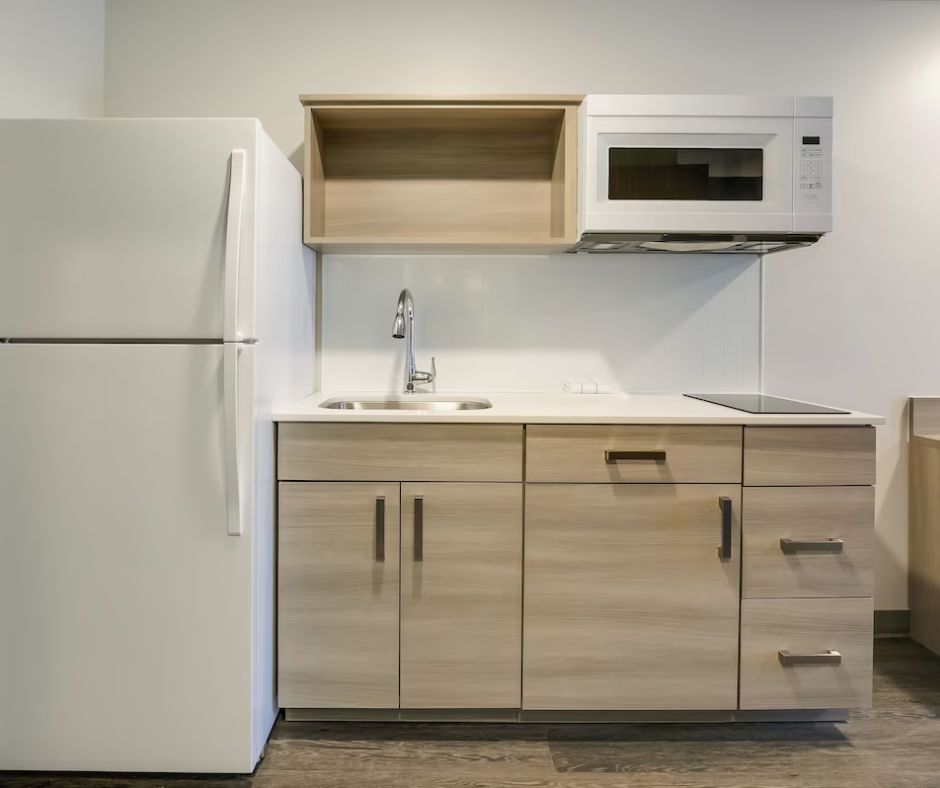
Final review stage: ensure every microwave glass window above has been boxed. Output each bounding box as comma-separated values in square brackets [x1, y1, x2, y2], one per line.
[608, 148, 764, 201]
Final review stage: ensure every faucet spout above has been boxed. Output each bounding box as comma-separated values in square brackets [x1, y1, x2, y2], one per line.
[391, 292, 407, 339]
[391, 289, 434, 393]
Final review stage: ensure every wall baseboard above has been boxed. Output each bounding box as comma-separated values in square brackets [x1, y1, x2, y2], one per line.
[874, 609, 911, 637]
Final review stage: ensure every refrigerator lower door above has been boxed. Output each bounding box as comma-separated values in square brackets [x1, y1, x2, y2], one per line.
[0, 119, 260, 341]
[0, 343, 265, 772]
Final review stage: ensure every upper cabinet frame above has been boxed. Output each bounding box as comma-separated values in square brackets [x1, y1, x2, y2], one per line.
[299, 95, 583, 253]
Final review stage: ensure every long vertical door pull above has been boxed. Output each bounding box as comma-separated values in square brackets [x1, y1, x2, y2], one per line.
[223, 149, 246, 343]
[223, 344, 241, 536]
[374, 497, 385, 561]
[414, 496, 424, 562]
[718, 496, 732, 560]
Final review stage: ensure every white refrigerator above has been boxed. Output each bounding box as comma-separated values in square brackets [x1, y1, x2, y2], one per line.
[0, 119, 315, 772]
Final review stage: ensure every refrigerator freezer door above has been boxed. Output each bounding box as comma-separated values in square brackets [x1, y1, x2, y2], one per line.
[0, 343, 260, 772]
[0, 119, 259, 340]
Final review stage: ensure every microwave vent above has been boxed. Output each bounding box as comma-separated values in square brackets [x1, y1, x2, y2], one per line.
[568, 233, 822, 255]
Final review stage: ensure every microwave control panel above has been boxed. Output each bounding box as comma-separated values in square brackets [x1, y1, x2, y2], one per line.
[799, 136, 824, 199]
[793, 113, 832, 230]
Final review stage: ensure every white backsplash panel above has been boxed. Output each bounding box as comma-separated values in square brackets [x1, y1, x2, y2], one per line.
[320, 254, 760, 394]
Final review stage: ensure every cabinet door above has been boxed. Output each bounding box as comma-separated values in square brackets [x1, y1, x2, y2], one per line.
[278, 482, 400, 709]
[524, 484, 741, 710]
[400, 483, 522, 708]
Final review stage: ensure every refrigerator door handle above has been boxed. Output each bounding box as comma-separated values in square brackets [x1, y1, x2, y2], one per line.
[223, 343, 242, 536]
[223, 149, 247, 343]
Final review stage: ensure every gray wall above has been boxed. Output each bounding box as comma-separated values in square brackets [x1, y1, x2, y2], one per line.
[1, 0, 104, 117]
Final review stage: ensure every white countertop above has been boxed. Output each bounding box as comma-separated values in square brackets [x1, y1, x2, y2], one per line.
[274, 391, 884, 426]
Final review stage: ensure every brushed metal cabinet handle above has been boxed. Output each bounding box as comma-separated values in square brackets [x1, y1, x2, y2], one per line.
[374, 496, 385, 562]
[780, 538, 845, 555]
[414, 496, 423, 562]
[718, 496, 733, 560]
[778, 650, 843, 667]
[605, 450, 667, 463]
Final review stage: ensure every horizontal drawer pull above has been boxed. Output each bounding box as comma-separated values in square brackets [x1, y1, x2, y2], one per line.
[604, 450, 666, 463]
[780, 538, 844, 555]
[778, 649, 842, 667]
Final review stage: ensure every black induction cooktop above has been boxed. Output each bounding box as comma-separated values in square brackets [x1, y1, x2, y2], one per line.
[683, 393, 850, 415]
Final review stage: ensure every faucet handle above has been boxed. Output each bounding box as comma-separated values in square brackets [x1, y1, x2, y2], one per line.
[412, 357, 436, 385]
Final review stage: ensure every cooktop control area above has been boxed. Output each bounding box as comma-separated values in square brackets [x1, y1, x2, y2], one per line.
[684, 393, 850, 415]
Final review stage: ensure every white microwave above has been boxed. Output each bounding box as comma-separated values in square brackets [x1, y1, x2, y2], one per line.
[573, 95, 832, 254]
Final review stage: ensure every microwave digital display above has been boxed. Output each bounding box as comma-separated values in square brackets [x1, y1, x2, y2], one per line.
[608, 148, 764, 201]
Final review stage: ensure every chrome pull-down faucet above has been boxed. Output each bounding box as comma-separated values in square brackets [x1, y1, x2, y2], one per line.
[392, 288, 435, 393]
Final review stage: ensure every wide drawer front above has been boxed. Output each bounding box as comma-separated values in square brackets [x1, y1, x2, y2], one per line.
[740, 597, 873, 710]
[744, 427, 875, 486]
[743, 487, 874, 598]
[525, 425, 742, 483]
[278, 423, 523, 482]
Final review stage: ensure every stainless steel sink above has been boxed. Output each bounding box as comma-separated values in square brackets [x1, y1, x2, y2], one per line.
[319, 396, 492, 411]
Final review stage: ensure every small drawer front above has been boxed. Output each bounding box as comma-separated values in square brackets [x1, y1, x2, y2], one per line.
[525, 425, 742, 483]
[740, 597, 873, 710]
[744, 427, 875, 486]
[278, 423, 523, 482]
[743, 487, 874, 598]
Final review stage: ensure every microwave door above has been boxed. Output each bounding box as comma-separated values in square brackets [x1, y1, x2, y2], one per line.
[607, 147, 765, 202]
[585, 118, 794, 234]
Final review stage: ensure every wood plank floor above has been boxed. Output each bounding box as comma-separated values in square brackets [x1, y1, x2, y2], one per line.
[3, 638, 940, 788]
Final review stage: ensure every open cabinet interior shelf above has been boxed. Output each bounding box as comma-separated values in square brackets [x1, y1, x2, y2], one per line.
[300, 95, 582, 253]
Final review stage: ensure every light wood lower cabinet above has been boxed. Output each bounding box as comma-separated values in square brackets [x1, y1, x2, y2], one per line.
[278, 482, 400, 709]
[743, 427, 875, 486]
[523, 484, 742, 710]
[400, 483, 522, 708]
[740, 597, 873, 710]
[742, 487, 874, 599]
[741, 426, 875, 712]
[278, 480, 522, 711]
[278, 423, 523, 482]
[276, 423, 875, 717]
[526, 425, 742, 483]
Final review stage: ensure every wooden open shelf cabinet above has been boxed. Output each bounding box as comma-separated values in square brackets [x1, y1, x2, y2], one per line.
[299, 95, 583, 253]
